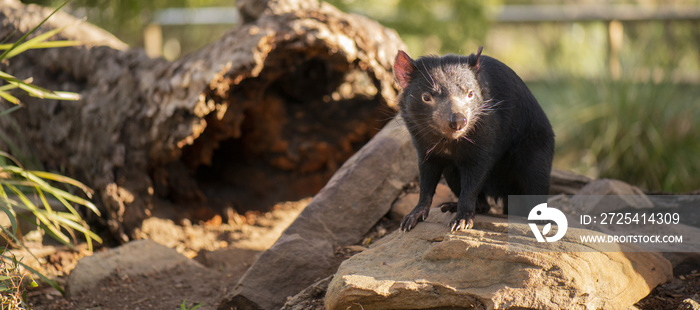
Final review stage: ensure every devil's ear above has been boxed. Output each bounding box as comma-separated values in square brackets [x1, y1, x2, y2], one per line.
[394, 50, 415, 89]
[468, 46, 483, 72]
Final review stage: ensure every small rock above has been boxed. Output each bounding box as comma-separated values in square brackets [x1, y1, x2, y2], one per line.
[194, 247, 261, 281]
[280, 276, 332, 310]
[676, 294, 700, 310]
[390, 192, 418, 220]
[66, 239, 210, 297]
[549, 169, 592, 195]
[326, 208, 672, 310]
[668, 254, 700, 276]
[571, 179, 654, 214]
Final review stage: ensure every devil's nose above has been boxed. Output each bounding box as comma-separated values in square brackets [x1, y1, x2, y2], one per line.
[449, 112, 467, 130]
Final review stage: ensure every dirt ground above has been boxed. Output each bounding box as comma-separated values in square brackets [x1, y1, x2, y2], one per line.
[21, 197, 311, 310]
[15, 194, 700, 310]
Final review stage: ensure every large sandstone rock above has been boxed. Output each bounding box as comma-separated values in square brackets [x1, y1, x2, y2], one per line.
[217, 117, 419, 310]
[326, 209, 672, 310]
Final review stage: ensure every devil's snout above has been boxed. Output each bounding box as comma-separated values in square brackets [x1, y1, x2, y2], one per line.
[449, 112, 467, 131]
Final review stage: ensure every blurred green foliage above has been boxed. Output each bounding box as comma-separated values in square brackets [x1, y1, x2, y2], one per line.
[522, 19, 700, 192]
[22, 0, 233, 54]
[530, 75, 700, 193]
[24, 0, 496, 56]
[326, 0, 495, 55]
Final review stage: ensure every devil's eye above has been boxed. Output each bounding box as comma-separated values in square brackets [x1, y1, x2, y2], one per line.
[467, 90, 474, 99]
[421, 93, 433, 103]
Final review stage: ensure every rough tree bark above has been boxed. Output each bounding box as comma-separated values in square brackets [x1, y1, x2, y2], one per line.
[0, 0, 406, 241]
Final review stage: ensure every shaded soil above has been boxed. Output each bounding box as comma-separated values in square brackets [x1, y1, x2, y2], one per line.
[635, 266, 700, 309]
[66, 264, 226, 310]
[23, 198, 310, 310]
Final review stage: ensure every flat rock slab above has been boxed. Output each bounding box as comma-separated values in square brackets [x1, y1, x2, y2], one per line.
[326, 209, 672, 310]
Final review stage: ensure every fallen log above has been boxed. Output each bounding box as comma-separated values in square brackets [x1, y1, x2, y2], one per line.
[0, 0, 406, 241]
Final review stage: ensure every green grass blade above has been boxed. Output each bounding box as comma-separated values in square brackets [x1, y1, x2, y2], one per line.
[0, 0, 71, 61]
[29, 170, 94, 197]
[35, 187, 54, 214]
[6, 166, 102, 248]
[0, 216, 37, 261]
[16, 80, 58, 99]
[0, 186, 21, 243]
[51, 194, 84, 221]
[53, 198, 99, 251]
[8, 256, 64, 295]
[0, 204, 18, 237]
[0, 83, 20, 92]
[0, 101, 21, 114]
[0, 224, 21, 247]
[21, 172, 99, 216]
[0, 40, 82, 51]
[30, 209, 102, 250]
[37, 91, 80, 101]
[30, 220, 74, 248]
[0, 179, 40, 187]
[27, 90, 80, 101]
[51, 215, 102, 242]
[0, 91, 21, 105]
[3, 26, 67, 60]
[7, 185, 70, 244]
[0, 71, 50, 97]
[10, 166, 94, 202]
[0, 66, 80, 102]
[0, 151, 23, 168]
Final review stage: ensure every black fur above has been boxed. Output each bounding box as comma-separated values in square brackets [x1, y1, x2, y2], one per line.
[393, 48, 555, 231]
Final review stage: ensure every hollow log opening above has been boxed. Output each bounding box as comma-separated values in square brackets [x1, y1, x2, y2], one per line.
[156, 49, 395, 217]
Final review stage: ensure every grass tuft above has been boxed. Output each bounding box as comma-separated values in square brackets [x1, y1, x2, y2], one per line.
[531, 73, 700, 193]
[0, 1, 101, 306]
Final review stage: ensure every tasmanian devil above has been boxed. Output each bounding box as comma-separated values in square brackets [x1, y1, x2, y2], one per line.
[393, 47, 555, 232]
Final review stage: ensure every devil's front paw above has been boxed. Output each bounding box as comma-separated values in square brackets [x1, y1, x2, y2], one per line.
[400, 206, 431, 232]
[449, 212, 475, 231]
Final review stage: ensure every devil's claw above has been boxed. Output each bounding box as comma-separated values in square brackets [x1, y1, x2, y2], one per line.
[400, 207, 431, 232]
[449, 213, 475, 231]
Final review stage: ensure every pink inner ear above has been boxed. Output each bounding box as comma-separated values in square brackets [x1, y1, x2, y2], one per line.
[394, 50, 414, 89]
[474, 46, 483, 72]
